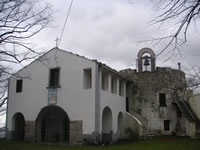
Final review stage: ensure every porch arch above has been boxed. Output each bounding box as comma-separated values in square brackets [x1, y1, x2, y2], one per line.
[12, 112, 25, 140]
[35, 105, 70, 143]
[117, 112, 123, 138]
[102, 106, 113, 143]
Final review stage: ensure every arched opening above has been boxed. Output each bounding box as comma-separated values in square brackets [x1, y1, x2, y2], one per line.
[36, 106, 70, 143]
[142, 53, 151, 72]
[137, 47, 156, 72]
[102, 106, 112, 144]
[117, 112, 123, 139]
[12, 113, 25, 140]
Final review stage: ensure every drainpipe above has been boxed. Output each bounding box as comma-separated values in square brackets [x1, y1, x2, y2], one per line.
[94, 62, 101, 142]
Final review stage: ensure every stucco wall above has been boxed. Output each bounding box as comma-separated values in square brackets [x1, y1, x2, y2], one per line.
[7, 48, 96, 136]
[188, 94, 200, 120]
[99, 70, 126, 140]
[123, 112, 142, 139]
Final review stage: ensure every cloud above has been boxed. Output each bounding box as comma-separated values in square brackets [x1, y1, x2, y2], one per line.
[32, 0, 199, 72]
[57, 0, 156, 70]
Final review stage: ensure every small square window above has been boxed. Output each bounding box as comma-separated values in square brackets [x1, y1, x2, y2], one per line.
[49, 68, 60, 87]
[16, 80, 23, 93]
[159, 93, 166, 107]
[83, 68, 92, 89]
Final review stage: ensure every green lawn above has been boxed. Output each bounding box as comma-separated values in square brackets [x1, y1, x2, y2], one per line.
[0, 136, 200, 150]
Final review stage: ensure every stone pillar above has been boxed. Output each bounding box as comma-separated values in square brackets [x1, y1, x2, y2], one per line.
[69, 120, 83, 145]
[25, 121, 35, 141]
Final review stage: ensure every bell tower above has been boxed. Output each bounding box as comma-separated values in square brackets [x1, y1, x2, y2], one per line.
[137, 48, 156, 72]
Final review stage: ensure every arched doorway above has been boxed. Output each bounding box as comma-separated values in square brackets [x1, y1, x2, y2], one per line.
[102, 106, 112, 144]
[12, 113, 25, 140]
[117, 112, 123, 139]
[36, 106, 70, 143]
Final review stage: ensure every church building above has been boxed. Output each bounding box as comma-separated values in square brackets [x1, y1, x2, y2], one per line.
[6, 47, 200, 144]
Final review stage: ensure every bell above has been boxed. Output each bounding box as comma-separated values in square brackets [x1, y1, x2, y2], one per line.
[143, 56, 150, 66]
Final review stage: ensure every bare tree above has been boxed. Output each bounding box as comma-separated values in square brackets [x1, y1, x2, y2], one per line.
[0, 0, 52, 108]
[151, 0, 200, 56]
[184, 65, 200, 90]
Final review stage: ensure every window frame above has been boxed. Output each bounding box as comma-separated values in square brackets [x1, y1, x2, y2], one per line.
[159, 93, 167, 107]
[164, 120, 170, 131]
[101, 72, 108, 91]
[111, 76, 117, 94]
[16, 79, 23, 93]
[119, 80, 124, 96]
[48, 67, 60, 88]
[83, 68, 92, 89]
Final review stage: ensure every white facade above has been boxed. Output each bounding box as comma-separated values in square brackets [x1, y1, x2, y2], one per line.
[6, 48, 127, 143]
[7, 47, 198, 143]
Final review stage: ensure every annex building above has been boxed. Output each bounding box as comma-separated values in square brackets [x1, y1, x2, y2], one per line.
[6, 47, 200, 144]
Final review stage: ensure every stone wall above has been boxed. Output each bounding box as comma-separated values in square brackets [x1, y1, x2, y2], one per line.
[69, 120, 83, 144]
[25, 121, 35, 141]
[22, 120, 83, 144]
[120, 67, 187, 134]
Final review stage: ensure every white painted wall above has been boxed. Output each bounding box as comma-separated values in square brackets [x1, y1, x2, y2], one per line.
[7, 48, 128, 141]
[188, 94, 200, 119]
[7, 48, 97, 135]
[99, 72, 126, 134]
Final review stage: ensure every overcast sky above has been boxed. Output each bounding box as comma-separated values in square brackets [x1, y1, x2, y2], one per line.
[31, 0, 200, 72]
[1, 0, 200, 127]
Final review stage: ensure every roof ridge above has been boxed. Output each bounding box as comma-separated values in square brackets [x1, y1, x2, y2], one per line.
[10, 47, 126, 80]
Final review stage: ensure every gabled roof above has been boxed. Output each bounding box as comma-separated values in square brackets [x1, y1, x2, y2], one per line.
[10, 47, 129, 81]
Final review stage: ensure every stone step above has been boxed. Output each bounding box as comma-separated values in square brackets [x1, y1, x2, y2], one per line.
[196, 124, 200, 130]
[140, 134, 154, 140]
[141, 129, 154, 140]
[143, 132, 154, 135]
[176, 132, 186, 137]
[140, 136, 150, 140]
[196, 130, 200, 139]
[196, 130, 200, 134]
[195, 134, 200, 139]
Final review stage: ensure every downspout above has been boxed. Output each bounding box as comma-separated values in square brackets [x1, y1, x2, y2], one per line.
[94, 62, 101, 142]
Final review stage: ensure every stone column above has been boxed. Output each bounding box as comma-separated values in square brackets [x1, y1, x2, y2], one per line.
[69, 120, 83, 145]
[25, 121, 35, 141]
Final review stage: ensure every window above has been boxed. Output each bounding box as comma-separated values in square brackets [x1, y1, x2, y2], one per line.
[49, 68, 60, 87]
[159, 93, 166, 107]
[164, 120, 170, 131]
[111, 76, 117, 94]
[102, 72, 108, 91]
[126, 97, 129, 112]
[83, 68, 92, 89]
[16, 80, 23, 93]
[119, 80, 124, 96]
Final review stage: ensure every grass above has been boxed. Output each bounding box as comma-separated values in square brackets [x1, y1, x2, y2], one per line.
[0, 136, 200, 150]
